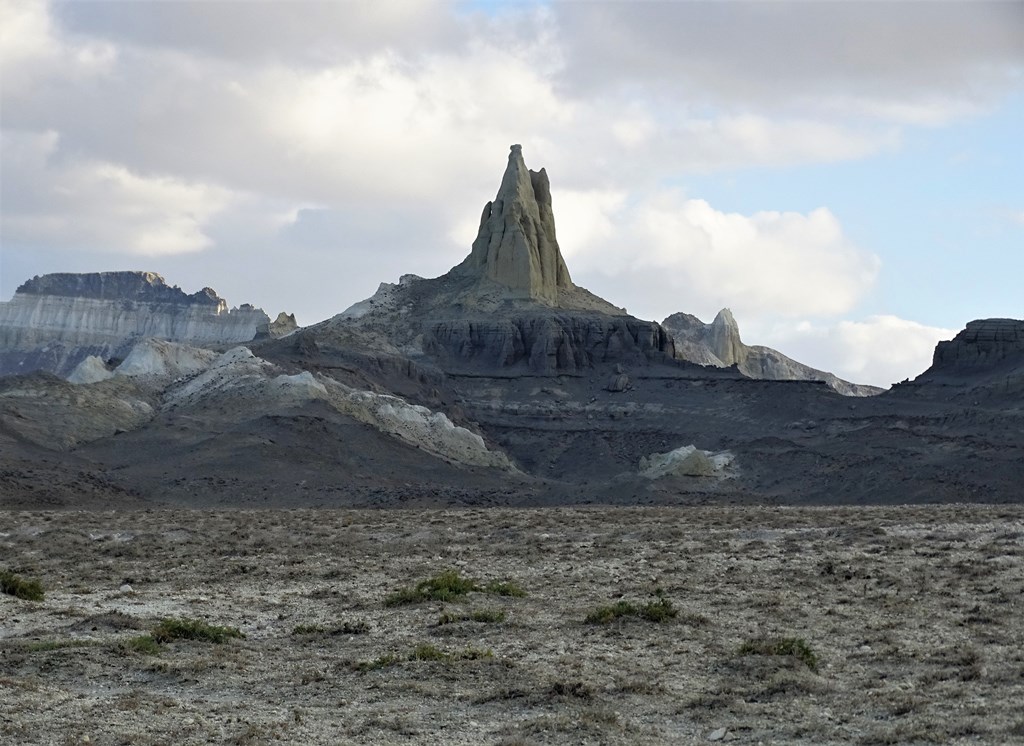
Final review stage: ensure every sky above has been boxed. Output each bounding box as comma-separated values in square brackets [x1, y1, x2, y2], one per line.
[1, 0, 1021, 388]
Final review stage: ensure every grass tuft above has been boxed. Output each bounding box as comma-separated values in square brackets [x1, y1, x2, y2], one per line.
[738, 636, 819, 672]
[1, 570, 44, 601]
[26, 639, 97, 653]
[385, 569, 525, 606]
[356, 644, 493, 671]
[124, 635, 162, 655]
[292, 620, 369, 636]
[437, 609, 506, 625]
[584, 596, 678, 624]
[151, 617, 244, 644]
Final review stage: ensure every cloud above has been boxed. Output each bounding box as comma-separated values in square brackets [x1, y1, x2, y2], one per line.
[53, 0, 462, 64]
[558, 1, 1024, 116]
[559, 188, 880, 322]
[1, 130, 236, 256]
[758, 315, 960, 387]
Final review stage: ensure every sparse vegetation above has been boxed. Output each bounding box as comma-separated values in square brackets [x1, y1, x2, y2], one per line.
[584, 596, 677, 624]
[385, 569, 525, 606]
[484, 580, 526, 597]
[292, 620, 369, 636]
[437, 609, 506, 625]
[1, 570, 44, 601]
[124, 635, 161, 655]
[151, 617, 244, 644]
[26, 639, 97, 653]
[738, 636, 819, 672]
[355, 643, 493, 671]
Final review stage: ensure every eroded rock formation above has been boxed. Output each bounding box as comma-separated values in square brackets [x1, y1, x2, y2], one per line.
[454, 144, 573, 303]
[931, 319, 1024, 370]
[0, 272, 273, 377]
[663, 309, 883, 396]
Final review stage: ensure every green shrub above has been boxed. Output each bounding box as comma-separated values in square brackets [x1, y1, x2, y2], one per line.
[292, 623, 326, 635]
[437, 609, 506, 625]
[27, 639, 96, 653]
[125, 635, 161, 655]
[385, 569, 525, 606]
[356, 644, 493, 671]
[484, 581, 526, 597]
[585, 596, 678, 624]
[292, 620, 369, 636]
[738, 636, 819, 672]
[151, 617, 244, 644]
[1, 570, 44, 601]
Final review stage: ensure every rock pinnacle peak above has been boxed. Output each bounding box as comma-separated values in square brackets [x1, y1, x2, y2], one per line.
[456, 144, 573, 303]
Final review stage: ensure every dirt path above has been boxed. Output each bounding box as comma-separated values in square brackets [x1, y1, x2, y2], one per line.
[2, 505, 1022, 745]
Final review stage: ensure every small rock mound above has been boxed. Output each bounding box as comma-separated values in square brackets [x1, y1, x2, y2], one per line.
[639, 445, 735, 479]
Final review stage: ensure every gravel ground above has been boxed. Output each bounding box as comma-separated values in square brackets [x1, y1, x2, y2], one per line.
[1, 505, 1023, 745]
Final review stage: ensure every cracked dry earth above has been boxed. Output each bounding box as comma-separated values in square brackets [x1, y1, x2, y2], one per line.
[2, 505, 1023, 745]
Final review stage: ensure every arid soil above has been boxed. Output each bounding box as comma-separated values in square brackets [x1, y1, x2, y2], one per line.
[2, 505, 1023, 745]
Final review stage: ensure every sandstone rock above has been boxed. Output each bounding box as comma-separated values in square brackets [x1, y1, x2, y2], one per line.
[639, 444, 735, 479]
[257, 312, 299, 339]
[0, 272, 271, 377]
[707, 308, 747, 367]
[454, 144, 572, 303]
[663, 309, 882, 397]
[68, 356, 115, 385]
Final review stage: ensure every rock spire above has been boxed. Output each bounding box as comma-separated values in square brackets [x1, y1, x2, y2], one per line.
[456, 144, 573, 303]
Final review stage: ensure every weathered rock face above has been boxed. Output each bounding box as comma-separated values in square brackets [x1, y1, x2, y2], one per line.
[423, 313, 677, 375]
[0, 272, 272, 377]
[16, 272, 224, 306]
[931, 319, 1024, 370]
[663, 309, 883, 397]
[898, 318, 1024, 399]
[453, 144, 573, 304]
[256, 312, 299, 339]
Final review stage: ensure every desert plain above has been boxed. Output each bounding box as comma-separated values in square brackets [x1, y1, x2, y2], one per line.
[2, 504, 1022, 745]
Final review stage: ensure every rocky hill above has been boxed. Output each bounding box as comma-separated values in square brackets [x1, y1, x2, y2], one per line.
[663, 309, 883, 396]
[0, 271, 280, 377]
[0, 145, 1021, 508]
[892, 318, 1024, 401]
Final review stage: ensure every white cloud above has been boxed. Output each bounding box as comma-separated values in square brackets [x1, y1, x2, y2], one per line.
[1, 130, 235, 256]
[0, 0, 116, 96]
[759, 315, 960, 387]
[560, 189, 880, 321]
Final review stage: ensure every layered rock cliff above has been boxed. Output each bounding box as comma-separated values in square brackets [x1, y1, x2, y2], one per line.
[898, 318, 1024, 398]
[663, 309, 883, 397]
[0, 272, 272, 377]
[930, 318, 1024, 370]
[313, 145, 673, 376]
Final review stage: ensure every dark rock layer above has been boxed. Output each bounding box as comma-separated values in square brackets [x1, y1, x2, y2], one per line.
[17, 271, 224, 306]
[423, 313, 679, 375]
[931, 318, 1024, 370]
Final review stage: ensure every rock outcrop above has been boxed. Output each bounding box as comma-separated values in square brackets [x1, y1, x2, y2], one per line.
[898, 318, 1024, 399]
[257, 312, 299, 339]
[663, 309, 882, 397]
[453, 144, 573, 304]
[930, 319, 1024, 370]
[317, 145, 675, 376]
[0, 272, 273, 377]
